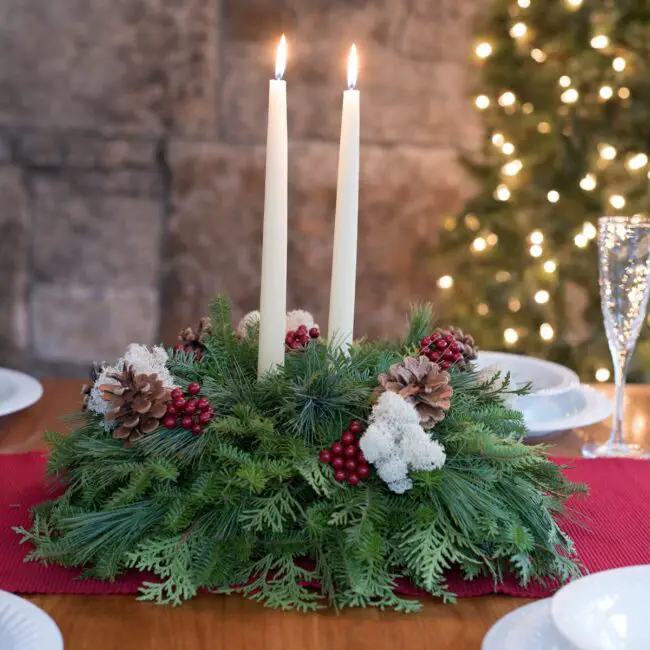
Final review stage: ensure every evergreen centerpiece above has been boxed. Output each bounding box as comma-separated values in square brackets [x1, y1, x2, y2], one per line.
[16, 298, 584, 612]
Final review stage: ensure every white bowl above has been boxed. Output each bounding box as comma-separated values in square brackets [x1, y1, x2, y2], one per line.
[551, 566, 650, 650]
[475, 351, 579, 397]
[520, 385, 612, 436]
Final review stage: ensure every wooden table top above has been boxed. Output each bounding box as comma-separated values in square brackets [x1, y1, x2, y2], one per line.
[0, 379, 634, 650]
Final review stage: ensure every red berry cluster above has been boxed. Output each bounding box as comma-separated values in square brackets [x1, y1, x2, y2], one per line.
[172, 344, 204, 361]
[419, 328, 477, 371]
[285, 324, 320, 352]
[163, 382, 214, 436]
[319, 420, 370, 486]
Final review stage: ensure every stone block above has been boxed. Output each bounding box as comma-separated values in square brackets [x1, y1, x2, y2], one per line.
[32, 285, 159, 363]
[221, 0, 482, 149]
[161, 139, 472, 343]
[31, 176, 164, 287]
[64, 136, 158, 168]
[0, 167, 29, 366]
[16, 132, 65, 167]
[0, 0, 218, 134]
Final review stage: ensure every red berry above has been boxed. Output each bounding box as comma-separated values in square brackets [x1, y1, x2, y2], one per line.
[163, 416, 177, 429]
[345, 459, 357, 472]
[357, 451, 366, 464]
[173, 343, 184, 352]
[357, 464, 370, 478]
[290, 341, 301, 350]
[319, 450, 332, 464]
[285, 333, 295, 345]
[452, 352, 463, 362]
[299, 335, 310, 346]
[344, 445, 357, 458]
[199, 411, 212, 424]
[309, 327, 320, 339]
[181, 416, 193, 429]
[297, 324, 308, 335]
[188, 382, 201, 395]
[191, 423, 203, 436]
[440, 360, 451, 370]
[197, 398, 210, 411]
[334, 470, 347, 482]
[173, 397, 187, 410]
[166, 405, 178, 416]
[347, 474, 360, 486]
[442, 349, 454, 361]
[331, 457, 345, 469]
[435, 339, 447, 350]
[450, 342, 461, 353]
[171, 388, 183, 400]
[421, 337, 431, 346]
[331, 442, 344, 456]
[184, 404, 197, 416]
[349, 420, 364, 435]
[341, 431, 355, 445]
[206, 408, 215, 418]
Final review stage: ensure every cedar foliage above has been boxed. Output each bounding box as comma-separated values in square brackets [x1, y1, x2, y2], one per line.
[16, 297, 584, 611]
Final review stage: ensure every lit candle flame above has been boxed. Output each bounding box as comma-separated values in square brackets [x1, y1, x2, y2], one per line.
[347, 44, 358, 89]
[275, 35, 287, 80]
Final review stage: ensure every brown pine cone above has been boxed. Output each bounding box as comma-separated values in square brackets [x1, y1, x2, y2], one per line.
[378, 355, 453, 428]
[81, 362, 106, 410]
[101, 365, 171, 445]
[177, 317, 212, 359]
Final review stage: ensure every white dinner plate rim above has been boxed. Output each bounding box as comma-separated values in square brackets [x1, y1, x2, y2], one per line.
[551, 565, 650, 650]
[477, 351, 580, 397]
[524, 384, 612, 436]
[0, 368, 43, 417]
[0, 589, 63, 650]
[482, 598, 571, 650]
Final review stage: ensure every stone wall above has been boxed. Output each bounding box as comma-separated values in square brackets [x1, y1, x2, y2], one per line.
[0, 0, 482, 377]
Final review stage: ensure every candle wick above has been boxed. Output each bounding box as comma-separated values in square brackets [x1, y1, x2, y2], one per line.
[275, 72, 284, 81]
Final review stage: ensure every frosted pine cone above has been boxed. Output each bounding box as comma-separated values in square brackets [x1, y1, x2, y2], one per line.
[378, 355, 453, 428]
[101, 365, 171, 446]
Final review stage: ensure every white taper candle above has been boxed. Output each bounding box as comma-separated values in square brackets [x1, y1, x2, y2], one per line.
[328, 45, 360, 353]
[258, 35, 288, 377]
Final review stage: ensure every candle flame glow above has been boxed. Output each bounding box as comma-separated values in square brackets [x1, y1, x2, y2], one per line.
[275, 35, 287, 80]
[348, 44, 358, 89]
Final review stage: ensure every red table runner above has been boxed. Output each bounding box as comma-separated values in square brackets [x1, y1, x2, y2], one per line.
[1, 452, 648, 598]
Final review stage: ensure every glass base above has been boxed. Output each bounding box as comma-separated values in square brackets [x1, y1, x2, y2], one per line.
[581, 441, 650, 459]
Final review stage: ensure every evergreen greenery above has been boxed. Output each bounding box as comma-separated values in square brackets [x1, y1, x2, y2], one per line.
[16, 297, 585, 611]
[433, 0, 650, 381]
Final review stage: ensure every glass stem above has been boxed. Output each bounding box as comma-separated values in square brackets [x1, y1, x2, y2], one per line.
[609, 349, 631, 446]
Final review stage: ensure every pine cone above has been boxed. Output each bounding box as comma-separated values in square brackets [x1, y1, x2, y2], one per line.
[177, 317, 212, 360]
[378, 356, 453, 428]
[100, 365, 171, 445]
[81, 362, 106, 410]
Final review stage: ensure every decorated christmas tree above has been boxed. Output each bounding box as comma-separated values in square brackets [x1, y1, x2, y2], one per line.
[433, 0, 650, 382]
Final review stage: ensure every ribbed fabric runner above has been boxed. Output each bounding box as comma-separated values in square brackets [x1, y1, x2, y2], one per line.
[1, 452, 648, 598]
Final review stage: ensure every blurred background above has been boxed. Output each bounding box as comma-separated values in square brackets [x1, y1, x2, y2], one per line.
[2, 0, 648, 381]
[0, 0, 481, 378]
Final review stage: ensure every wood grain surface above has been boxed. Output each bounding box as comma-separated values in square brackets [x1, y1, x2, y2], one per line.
[0, 380, 630, 650]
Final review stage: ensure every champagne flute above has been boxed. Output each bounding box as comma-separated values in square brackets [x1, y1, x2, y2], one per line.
[582, 216, 650, 458]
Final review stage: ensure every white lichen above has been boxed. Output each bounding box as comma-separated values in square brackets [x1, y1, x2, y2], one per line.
[359, 391, 446, 494]
[236, 309, 319, 338]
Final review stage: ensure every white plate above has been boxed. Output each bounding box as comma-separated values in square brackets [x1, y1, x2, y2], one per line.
[519, 385, 612, 437]
[552, 566, 650, 650]
[482, 598, 575, 650]
[0, 590, 63, 650]
[475, 352, 579, 396]
[0, 368, 43, 417]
